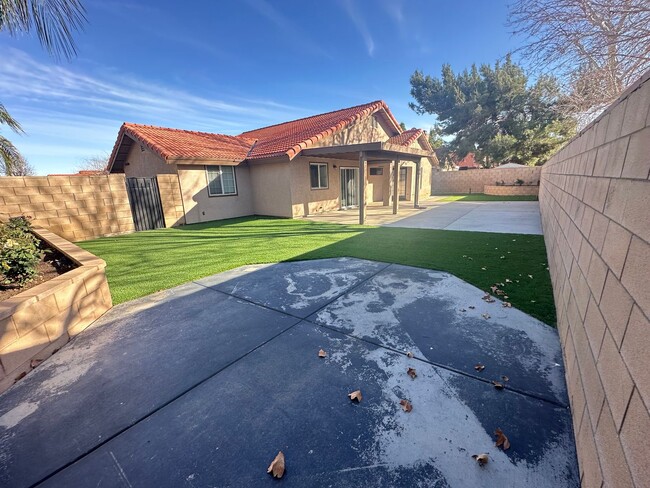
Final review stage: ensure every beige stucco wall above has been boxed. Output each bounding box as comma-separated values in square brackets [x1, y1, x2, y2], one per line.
[539, 71, 650, 487]
[123, 142, 177, 178]
[311, 113, 392, 148]
[249, 161, 293, 218]
[177, 164, 254, 224]
[432, 166, 542, 194]
[289, 157, 343, 217]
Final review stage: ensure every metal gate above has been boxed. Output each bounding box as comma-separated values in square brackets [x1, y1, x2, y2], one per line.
[126, 177, 165, 231]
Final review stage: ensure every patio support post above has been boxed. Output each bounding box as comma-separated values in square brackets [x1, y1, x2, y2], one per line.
[359, 151, 367, 225]
[414, 158, 421, 208]
[392, 159, 399, 215]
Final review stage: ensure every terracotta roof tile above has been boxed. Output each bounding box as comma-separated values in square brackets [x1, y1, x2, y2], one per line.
[239, 100, 401, 160]
[121, 123, 256, 162]
[387, 128, 424, 146]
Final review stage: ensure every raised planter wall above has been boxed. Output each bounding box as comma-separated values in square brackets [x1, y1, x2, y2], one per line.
[432, 166, 542, 194]
[0, 226, 112, 393]
[484, 185, 539, 196]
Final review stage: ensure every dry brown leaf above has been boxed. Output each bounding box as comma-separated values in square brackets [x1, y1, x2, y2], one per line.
[318, 349, 327, 358]
[482, 294, 495, 303]
[495, 290, 505, 296]
[406, 351, 414, 358]
[348, 390, 363, 402]
[502, 302, 512, 308]
[459, 308, 467, 312]
[14, 371, 27, 383]
[474, 363, 485, 372]
[503, 295, 509, 300]
[482, 313, 491, 320]
[502, 375, 509, 382]
[468, 305, 475, 310]
[505, 278, 512, 283]
[400, 399, 413, 412]
[30, 359, 43, 369]
[491, 380, 505, 390]
[472, 453, 489, 466]
[494, 428, 511, 450]
[267, 451, 285, 478]
[407, 367, 417, 379]
[490, 285, 498, 293]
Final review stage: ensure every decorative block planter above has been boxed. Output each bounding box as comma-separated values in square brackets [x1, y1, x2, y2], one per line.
[484, 185, 539, 196]
[0, 226, 112, 393]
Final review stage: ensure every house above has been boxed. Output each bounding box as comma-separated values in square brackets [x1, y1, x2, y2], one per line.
[107, 101, 436, 228]
[454, 153, 480, 170]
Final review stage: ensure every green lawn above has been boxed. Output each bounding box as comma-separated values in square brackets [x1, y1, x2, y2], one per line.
[433, 194, 538, 202]
[79, 217, 556, 326]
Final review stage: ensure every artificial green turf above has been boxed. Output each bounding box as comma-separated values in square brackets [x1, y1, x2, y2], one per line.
[79, 217, 556, 326]
[433, 194, 538, 202]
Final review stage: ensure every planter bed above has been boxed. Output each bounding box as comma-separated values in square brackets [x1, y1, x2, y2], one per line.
[484, 184, 539, 196]
[0, 226, 112, 393]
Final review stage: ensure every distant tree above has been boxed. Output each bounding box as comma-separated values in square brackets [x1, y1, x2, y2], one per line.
[509, 0, 650, 125]
[0, 0, 86, 175]
[77, 153, 109, 173]
[409, 56, 575, 167]
[399, 122, 407, 131]
[8, 158, 36, 176]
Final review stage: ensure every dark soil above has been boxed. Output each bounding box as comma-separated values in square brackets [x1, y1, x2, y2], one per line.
[0, 245, 76, 302]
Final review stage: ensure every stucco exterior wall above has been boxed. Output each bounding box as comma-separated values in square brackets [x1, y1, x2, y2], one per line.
[539, 71, 650, 488]
[249, 161, 293, 218]
[123, 142, 177, 178]
[177, 164, 254, 224]
[311, 114, 392, 148]
[289, 157, 343, 217]
[432, 166, 541, 194]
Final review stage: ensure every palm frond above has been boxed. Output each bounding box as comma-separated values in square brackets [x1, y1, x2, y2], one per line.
[0, 134, 26, 176]
[0, 0, 87, 59]
[0, 102, 23, 133]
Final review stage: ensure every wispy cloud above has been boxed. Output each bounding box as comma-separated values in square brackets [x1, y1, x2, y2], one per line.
[243, 0, 331, 59]
[380, 0, 431, 55]
[0, 48, 312, 173]
[339, 0, 375, 57]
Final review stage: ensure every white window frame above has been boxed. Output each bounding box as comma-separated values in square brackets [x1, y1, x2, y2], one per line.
[206, 165, 238, 197]
[309, 162, 329, 190]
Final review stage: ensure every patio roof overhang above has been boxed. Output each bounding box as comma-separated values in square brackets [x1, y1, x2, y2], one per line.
[300, 142, 434, 162]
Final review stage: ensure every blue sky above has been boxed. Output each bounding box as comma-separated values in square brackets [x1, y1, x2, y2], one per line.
[0, 0, 520, 174]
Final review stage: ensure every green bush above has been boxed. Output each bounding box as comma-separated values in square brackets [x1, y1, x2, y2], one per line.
[0, 217, 43, 287]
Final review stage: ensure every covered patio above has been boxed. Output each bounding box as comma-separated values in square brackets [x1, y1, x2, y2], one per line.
[301, 141, 435, 225]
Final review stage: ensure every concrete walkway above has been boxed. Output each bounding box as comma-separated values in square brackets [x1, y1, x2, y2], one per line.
[0, 259, 577, 487]
[305, 199, 543, 235]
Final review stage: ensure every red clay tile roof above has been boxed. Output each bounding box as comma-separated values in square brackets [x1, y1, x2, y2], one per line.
[387, 128, 424, 147]
[119, 123, 256, 162]
[239, 100, 401, 160]
[457, 153, 480, 168]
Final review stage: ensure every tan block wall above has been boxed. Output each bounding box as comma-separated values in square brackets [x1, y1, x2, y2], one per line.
[156, 175, 185, 227]
[484, 184, 539, 196]
[432, 166, 542, 194]
[0, 174, 135, 241]
[0, 227, 112, 394]
[539, 71, 650, 488]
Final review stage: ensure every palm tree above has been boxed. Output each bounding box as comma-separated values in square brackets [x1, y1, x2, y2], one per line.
[0, 0, 86, 174]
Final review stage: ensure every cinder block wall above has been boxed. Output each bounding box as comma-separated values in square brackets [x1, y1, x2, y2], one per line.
[156, 175, 186, 227]
[539, 71, 650, 487]
[0, 174, 135, 241]
[432, 166, 541, 194]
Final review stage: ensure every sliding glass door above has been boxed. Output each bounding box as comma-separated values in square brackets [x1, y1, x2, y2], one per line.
[340, 167, 359, 208]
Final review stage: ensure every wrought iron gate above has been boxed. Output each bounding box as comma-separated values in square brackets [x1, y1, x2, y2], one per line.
[125, 177, 165, 231]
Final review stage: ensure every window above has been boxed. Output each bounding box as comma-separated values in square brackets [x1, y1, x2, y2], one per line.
[369, 167, 383, 176]
[310, 163, 328, 189]
[206, 165, 237, 196]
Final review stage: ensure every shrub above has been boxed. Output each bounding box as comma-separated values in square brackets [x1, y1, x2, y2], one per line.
[0, 217, 43, 287]
[515, 178, 524, 186]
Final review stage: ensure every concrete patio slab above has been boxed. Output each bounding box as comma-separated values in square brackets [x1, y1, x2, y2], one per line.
[0, 258, 577, 487]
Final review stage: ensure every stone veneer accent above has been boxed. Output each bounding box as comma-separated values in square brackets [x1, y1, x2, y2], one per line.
[0, 174, 135, 242]
[484, 184, 539, 196]
[539, 71, 650, 487]
[432, 166, 541, 194]
[0, 226, 112, 393]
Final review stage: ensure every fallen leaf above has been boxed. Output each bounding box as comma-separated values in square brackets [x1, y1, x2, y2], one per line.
[407, 367, 417, 379]
[267, 451, 285, 478]
[503, 296, 509, 299]
[30, 359, 43, 369]
[348, 390, 363, 402]
[400, 399, 413, 412]
[318, 349, 327, 358]
[500, 256, 505, 259]
[495, 290, 505, 296]
[459, 308, 467, 312]
[502, 302, 512, 308]
[502, 375, 509, 382]
[472, 453, 489, 466]
[481, 267, 487, 270]
[491, 380, 505, 390]
[14, 371, 27, 383]
[482, 313, 491, 320]
[468, 305, 475, 309]
[528, 275, 533, 279]
[494, 428, 511, 450]
[490, 285, 498, 293]
[505, 278, 512, 283]
[462, 255, 467, 258]
[474, 363, 485, 372]
[406, 351, 414, 358]
[482, 293, 495, 303]
[468, 257, 473, 260]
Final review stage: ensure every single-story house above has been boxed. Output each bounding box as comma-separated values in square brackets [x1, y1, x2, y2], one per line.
[107, 100, 436, 228]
